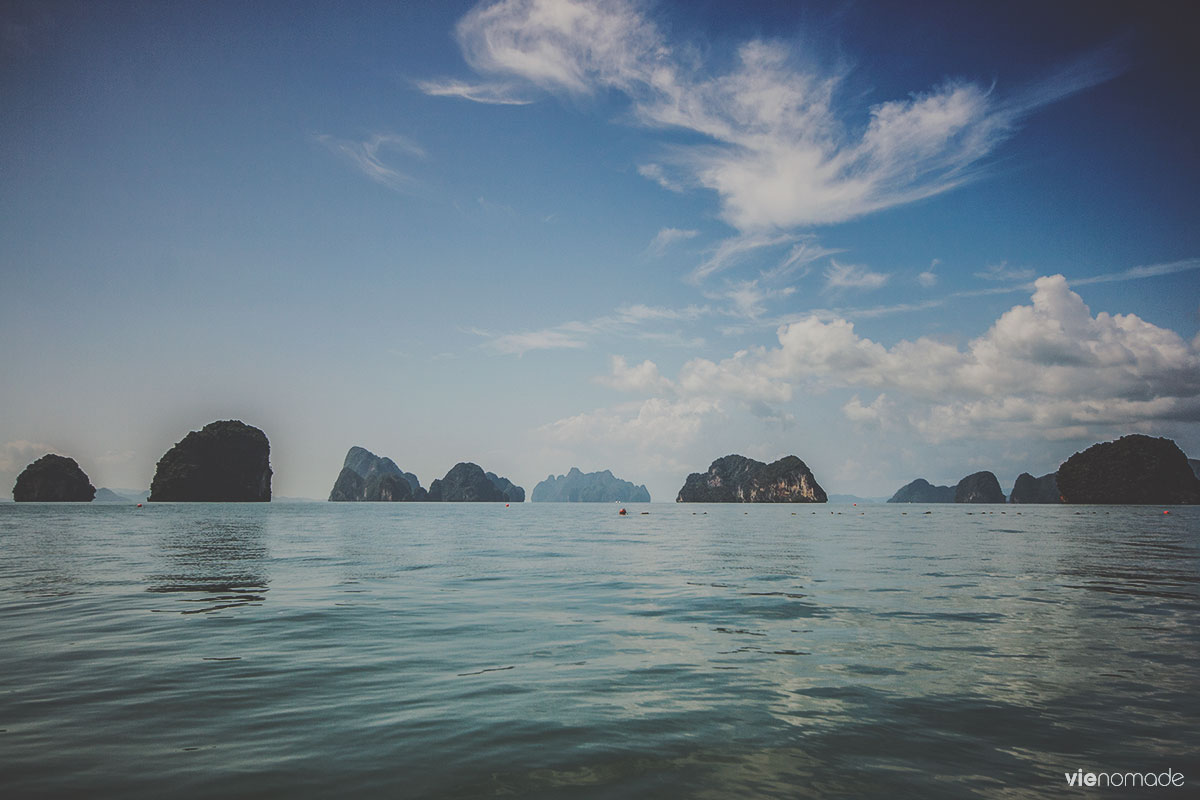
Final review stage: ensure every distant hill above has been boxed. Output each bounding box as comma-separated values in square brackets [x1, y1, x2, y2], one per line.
[827, 494, 885, 504]
[532, 468, 650, 502]
[94, 488, 134, 503]
[887, 479, 954, 503]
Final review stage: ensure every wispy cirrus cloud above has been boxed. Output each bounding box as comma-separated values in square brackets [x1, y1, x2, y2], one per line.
[470, 301, 711, 355]
[824, 260, 889, 291]
[645, 227, 698, 256]
[423, 0, 1121, 239]
[316, 132, 425, 191]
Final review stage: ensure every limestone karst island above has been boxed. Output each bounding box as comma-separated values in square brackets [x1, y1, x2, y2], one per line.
[9, 423, 1200, 505]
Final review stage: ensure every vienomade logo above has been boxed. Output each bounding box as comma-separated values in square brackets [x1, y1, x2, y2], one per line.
[1065, 768, 1185, 788]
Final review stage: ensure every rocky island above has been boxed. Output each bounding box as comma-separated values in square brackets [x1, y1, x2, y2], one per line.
[1056, 434, 1200, 504]
[12, 454, 96, 502]
[148, 420, 272, 502]
[954, 471, 1005, 503]
[1009, 472, 1060, 503]
[532, 468, 650, 502]
[427, 462, 524, 502]
[676, 454, 826, 503]
[887, 478, 955, 503]
[329, 446, 427, 501]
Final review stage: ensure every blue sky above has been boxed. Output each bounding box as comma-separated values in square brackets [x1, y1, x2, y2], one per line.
[2, 0, 1197, 501]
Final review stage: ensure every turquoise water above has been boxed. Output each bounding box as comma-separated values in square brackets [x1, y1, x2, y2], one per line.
[1, 503, 1198, 798]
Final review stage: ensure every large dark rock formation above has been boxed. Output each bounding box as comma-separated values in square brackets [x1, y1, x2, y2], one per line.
[887, 478, 955, 503]
[12, 454, 96, 502]
[427, 462, 523, 502]
[1056, 435, 1200, 504]
[485, 472, 525, 503]
[148, 420, 271, 502]
[1009, 472, 1060, 504]
[954, 471, 1005, 503]
[532, 468, 651, 502]
[676, 455, 826, 503]
[329, 446, 426, 501]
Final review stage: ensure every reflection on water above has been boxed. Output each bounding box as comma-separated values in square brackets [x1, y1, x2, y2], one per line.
[0, 503, 1197, 799]
[145, 518, 268, 614]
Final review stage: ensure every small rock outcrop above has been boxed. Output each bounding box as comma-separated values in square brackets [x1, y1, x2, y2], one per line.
[676, 455, 826, 503]
[1009, 472, 1060, 504]
[1056, 435, 1200, 504]
[12, 454, 96, 502]
[485, 471, 525, 503]
[428, 462, 523, 502]
[954, 471, 1005, 503]
[329, 446, 426, 501]
[148, 420, 271, 502]
[887, 478, 955, 503]
[532, 468, 651, 502]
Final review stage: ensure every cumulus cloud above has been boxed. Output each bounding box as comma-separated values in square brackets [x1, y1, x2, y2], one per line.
[424, 0, 1118, 235]
[556, 276, 1200, 451]
[596, 355, 671, 393]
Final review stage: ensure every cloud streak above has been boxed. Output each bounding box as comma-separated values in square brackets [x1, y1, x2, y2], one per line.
[316, 133, 425, 191]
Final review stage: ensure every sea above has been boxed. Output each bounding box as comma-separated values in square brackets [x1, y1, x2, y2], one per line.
[1, 502, 1197, 799]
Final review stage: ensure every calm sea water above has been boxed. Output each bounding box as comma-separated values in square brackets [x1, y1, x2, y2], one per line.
[1, 502, 1197, 798]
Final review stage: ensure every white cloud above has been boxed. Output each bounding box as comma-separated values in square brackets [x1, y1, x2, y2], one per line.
[413, 79, 534, 105]
[425, 0, 1119, 233]
[708, 279, 796, 319]
[761, 238, 843, 281]
[542, 396, 723, 450]
[917, 259, 939, 288]
[575, 275, 1200, 446]
[316, 133, 424, 191]
[476, 327, 589, 355]
[975, 261, 1036, 282]
[645, 227, 698, 255]
[472, 301, 710, 355]
[596, 355, 671, 393]
[843, 394, 891, 426]
[689, 232, 799, 283]
[824, 259, 889, 291]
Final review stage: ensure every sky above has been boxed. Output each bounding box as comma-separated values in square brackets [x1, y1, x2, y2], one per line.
[2, 0, 1198, 501]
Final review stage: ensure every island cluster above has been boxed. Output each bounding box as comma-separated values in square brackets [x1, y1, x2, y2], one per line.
[10, 420, 1200, 505]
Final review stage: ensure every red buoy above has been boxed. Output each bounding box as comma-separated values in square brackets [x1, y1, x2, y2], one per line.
[618, 508, 627, 516]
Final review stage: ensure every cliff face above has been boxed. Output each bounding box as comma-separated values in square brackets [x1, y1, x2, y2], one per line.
[485, 472, 525, 503]
[887, 478, 955, 503]
[329, 446, 425, 501]
[532, 468, 651, 502]
[12, 454, 96, 502]
[1009, 472, 1060, 503]
[428, 463, 523, 502]
[1056, 435, 1200, 504]
[676, 454, 826, 503]
[954, 471, 1005, 503]
[148, 421, 271, 502]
